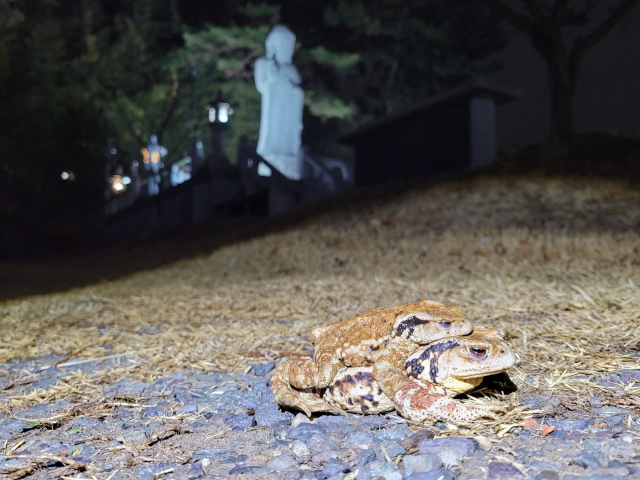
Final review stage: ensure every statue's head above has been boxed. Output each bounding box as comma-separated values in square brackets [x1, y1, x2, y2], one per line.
[265, 25, 296, 64]
[150, 134, 158, 145]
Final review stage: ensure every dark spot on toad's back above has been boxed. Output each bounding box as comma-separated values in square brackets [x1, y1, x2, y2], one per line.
[354, 371, 373, 386]
[396, 316, 430, 338]
[344, 375, 356, 385]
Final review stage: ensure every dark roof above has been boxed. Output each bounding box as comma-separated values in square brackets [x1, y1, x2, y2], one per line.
[341, 78, 520, 143]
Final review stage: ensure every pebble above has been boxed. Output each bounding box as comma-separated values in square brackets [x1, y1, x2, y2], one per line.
[591, 406, 632, 415]
[570, 452, 605, 469]
[287, 423, 327, 441]
[290, 439, 310, 460]
[137, 463, 179, 477]
[223, 413, 255, 431]
[355, 449, 377, 466]
[251, 361, 275, 375]
[0, 420, 30, 434]
[315, 415, 351, 429]
[357, 460, 403, 480]
[418, 437, 478, 461]
[548, 419, 591, 431]
[488, 461, 524, 478]
[228, 465, 255, 474]
[291, 412, 312, 428]
[406, 469, 456, 480]
[374, 425, 412, 441]
[321, 458, 349, 477]
[382, 441, 405, 458]
[402, 454, 443, 476]
[401, 429, 436, 450]
[255, 409, 294, 428]
[306, 433, 339, 455]
[177, 403, 198, 414]
[536, 470, 560, 480]
[265, 452, 298, 470]
[564, 476, 628, 480]
[187, 463, 205, 479]
[192, 448, 233, 461]
[344, 431, 376, 449]
[123, 430, 147, 443]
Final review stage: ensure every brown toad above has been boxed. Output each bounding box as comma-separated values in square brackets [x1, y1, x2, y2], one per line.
[324, 326, 516, 423]
[270, 300, 473, 415]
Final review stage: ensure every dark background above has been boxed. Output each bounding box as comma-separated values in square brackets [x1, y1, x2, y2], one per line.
[1, 0, 639, 258]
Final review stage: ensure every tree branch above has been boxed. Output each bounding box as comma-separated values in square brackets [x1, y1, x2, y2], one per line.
[479, 0, 536, 36]
[573, 0, 639, 58]
[157, 70, 180, 138]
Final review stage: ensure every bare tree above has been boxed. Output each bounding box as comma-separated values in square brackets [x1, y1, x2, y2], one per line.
[480, 0, 639, 142]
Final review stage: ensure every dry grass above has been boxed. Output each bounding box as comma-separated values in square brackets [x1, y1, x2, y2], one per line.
[2, 175, 640, 434]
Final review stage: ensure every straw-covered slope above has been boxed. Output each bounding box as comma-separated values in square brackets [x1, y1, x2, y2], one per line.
[2, 175, 640, 432]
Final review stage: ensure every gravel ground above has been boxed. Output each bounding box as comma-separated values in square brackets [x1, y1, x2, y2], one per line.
[1, 355, 639, 479]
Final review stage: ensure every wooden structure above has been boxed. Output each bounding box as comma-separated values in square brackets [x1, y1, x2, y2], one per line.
[341, 79, 519, 187]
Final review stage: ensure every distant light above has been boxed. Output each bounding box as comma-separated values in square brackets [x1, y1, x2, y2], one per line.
[122, 176, 131, 185]
[133, 160, 139, 167]
[61, 171, 75, 181]
[218, 106, 229, 123]
[208, 102, 232, 123]
[111, 175, 125, 193]
[110, 148, 117, 155]
[61, 171, 69, 180]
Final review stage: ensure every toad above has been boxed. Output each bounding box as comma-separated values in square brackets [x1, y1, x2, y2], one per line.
[323, 326, 516, 423]
[270, 300, 473, 415]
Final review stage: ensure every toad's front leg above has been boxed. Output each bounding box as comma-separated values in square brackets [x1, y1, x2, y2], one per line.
[372, 338, 417, 399]
[394, 378, 505, 424]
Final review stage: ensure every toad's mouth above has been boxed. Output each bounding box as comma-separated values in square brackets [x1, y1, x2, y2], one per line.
[451, 365, 510, 380]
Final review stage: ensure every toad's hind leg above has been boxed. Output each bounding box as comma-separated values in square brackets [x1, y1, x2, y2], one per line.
[276, 348, 343, 390]
[394, 378, 506, 424]
[270, 358, 346, 417]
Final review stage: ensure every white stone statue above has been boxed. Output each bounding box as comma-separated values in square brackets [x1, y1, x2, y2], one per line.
[254, 25, 304, 180]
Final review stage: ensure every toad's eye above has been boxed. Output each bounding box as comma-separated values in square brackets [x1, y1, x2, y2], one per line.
[469, 348, 487, 360]
[437, 321, 452, 330]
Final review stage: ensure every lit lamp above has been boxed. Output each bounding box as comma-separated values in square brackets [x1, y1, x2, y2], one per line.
[207, 90, 233, 169]
[208, 90, 233, 126]
[110, 175, 126, 194]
